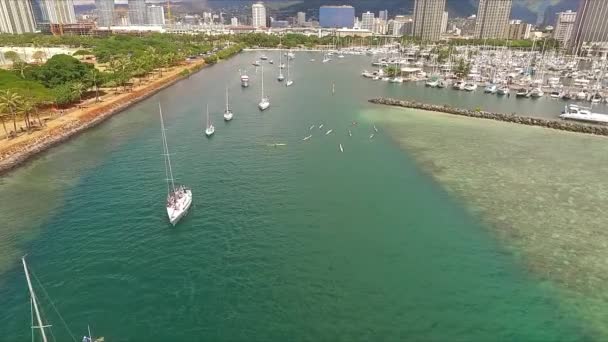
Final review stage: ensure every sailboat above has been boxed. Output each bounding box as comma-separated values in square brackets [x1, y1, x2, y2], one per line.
[223, 88, 233, 121]
[285, 57, 293, 87]
[258, 66, 270, 111]
[22, 256, 103, 342]
[277, 45, 285, 81]
[205, 104, 215, 136]
[160, 104, 192, 226]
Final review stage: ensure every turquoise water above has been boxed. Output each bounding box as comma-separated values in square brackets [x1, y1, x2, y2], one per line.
[0, 52, 591, 340]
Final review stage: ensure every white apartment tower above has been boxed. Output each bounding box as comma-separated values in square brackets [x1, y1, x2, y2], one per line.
[0, 0, 37, 33]
[95, 0, 114, 27]
[553, 10, 576, 47]
[413, 0, 446, 41]
[128, 0, 147, 26]
[361, 11, 374, 31]
[147, 5, 165, 25]
[252, 2, 266, 28]
[475, 0, 512, 39]
[441, 11, 448, 33]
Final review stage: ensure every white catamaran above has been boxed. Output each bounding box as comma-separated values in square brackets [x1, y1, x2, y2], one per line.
[258, 66, 270, 111]
[205, 104, 215, 136]
[160, 104, 192, 225]
[223, 87, 233, 121]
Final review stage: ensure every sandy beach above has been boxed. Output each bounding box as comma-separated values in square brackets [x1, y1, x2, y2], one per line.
[0, 59, 206, 174]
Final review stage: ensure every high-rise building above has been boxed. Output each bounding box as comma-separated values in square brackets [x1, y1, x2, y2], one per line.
[361, 11, 374, 31]
[570, 0, 608, 54]
[412, 0, 446, 41]
[379, 10, 388, 22]
[297, 11, 306, 26]
[474, 0, 512, 39]
[147, 5, 165, 25]
[95, 0, 114, 27]
[128, 0, 147, 25]
[252, 2, 266, 28]
[319, 5, 355, 28]
[372, 18, 387, 34]
[507, 19, 531, 40]
[553, 10, 576, 47]
[231, 17, 238, 26]
[30, 0, 49, 27]
[441, 11, 448, 33]
[0, 0, 37, 34]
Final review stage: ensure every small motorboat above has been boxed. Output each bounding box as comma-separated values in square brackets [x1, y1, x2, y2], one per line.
[515, 88, 529, 97]
[302, 135, 312, 141]
[484, 84, 497, 94]
[325, 129, 333, 135]
[252, 60, 261, 66]
[497, 86, 510, 95]
[463, 82, 477, 91]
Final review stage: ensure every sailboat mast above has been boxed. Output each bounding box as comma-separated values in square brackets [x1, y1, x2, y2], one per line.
[225, 88, 229, 111]
[261, 66, 265, 98]
[206, 104, 210, 127]
[22, 257, 48, 342]
[159, 104, 176, 193]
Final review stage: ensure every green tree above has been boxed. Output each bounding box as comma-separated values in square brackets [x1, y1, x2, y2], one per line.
[28, 54, 93, 88]
[32, 50, 46, 64]
[454, 58, 471, 79]
[3, 51, 21, 65]
[53, 83, 78, 106]
[0, 90, 22, 135]
[86, 68, 103, 102]
[71, 82, 87, 102]
[18, 98, 35, 130]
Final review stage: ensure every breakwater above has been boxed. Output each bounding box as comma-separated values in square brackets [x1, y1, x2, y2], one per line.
[369, 97, 608, 136]
[0, 63, 206, 175]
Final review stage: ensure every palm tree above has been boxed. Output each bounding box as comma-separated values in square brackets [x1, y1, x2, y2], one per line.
[0, 106, 10, 138]
[87, 68, 102, 102]
[18, 99, 35, 130]
[0, 90, 22, 135]
[71, 82, 87, 102]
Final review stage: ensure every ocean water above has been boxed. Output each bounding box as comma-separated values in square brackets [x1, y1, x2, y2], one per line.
[0, 52, 593, 341]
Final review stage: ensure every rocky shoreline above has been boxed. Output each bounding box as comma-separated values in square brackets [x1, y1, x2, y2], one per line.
[369, 97, 608, 136]
[0, 63, 205, 175]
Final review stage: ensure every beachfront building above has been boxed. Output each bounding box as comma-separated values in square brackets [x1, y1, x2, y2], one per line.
[570, 0, 608, 55]
[147, 5, 165, 26]
[508, 19, 531, 40]
[297, 12, 306, 26]
[441, 11, 448, 34]
[95, 0, 114, 28]
[319, 5, 355, 28]
[252, 2, 266, 28]
[475, 0, 512, 39]
[553, 10, 576, 47]
[128, 0, 147, 26]
[0, 0, 37, 34]
[361, 11, 374, 31]
[379, 10, 388, 22]
[412, 0, 446, 41]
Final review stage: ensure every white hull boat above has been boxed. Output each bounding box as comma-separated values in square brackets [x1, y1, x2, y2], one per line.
[560, 104, 608, 124]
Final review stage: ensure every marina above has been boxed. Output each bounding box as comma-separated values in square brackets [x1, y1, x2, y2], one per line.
[0, 51, 605, 340]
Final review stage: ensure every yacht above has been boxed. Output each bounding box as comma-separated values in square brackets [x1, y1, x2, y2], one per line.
[260, 55, 268, 60]
[528, 88, 544, 98]
[425, 79, 439, 87]
[205, 104, 215, 136]
[160, 104, 192, 226]
[268, 59, 274, 64]
[550, 90, 562, 99]
[452, 80, 465, 90]
[484, 84, 497, 94]
[560, 104, 608, 123]
[515, 88, 529, 97]
[497, 86, 510, 95]
[463, 82, 478, 91]
[223, 88, 233, 121]
[258, 66, 270, 111]
[240, 74, 249, 88]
